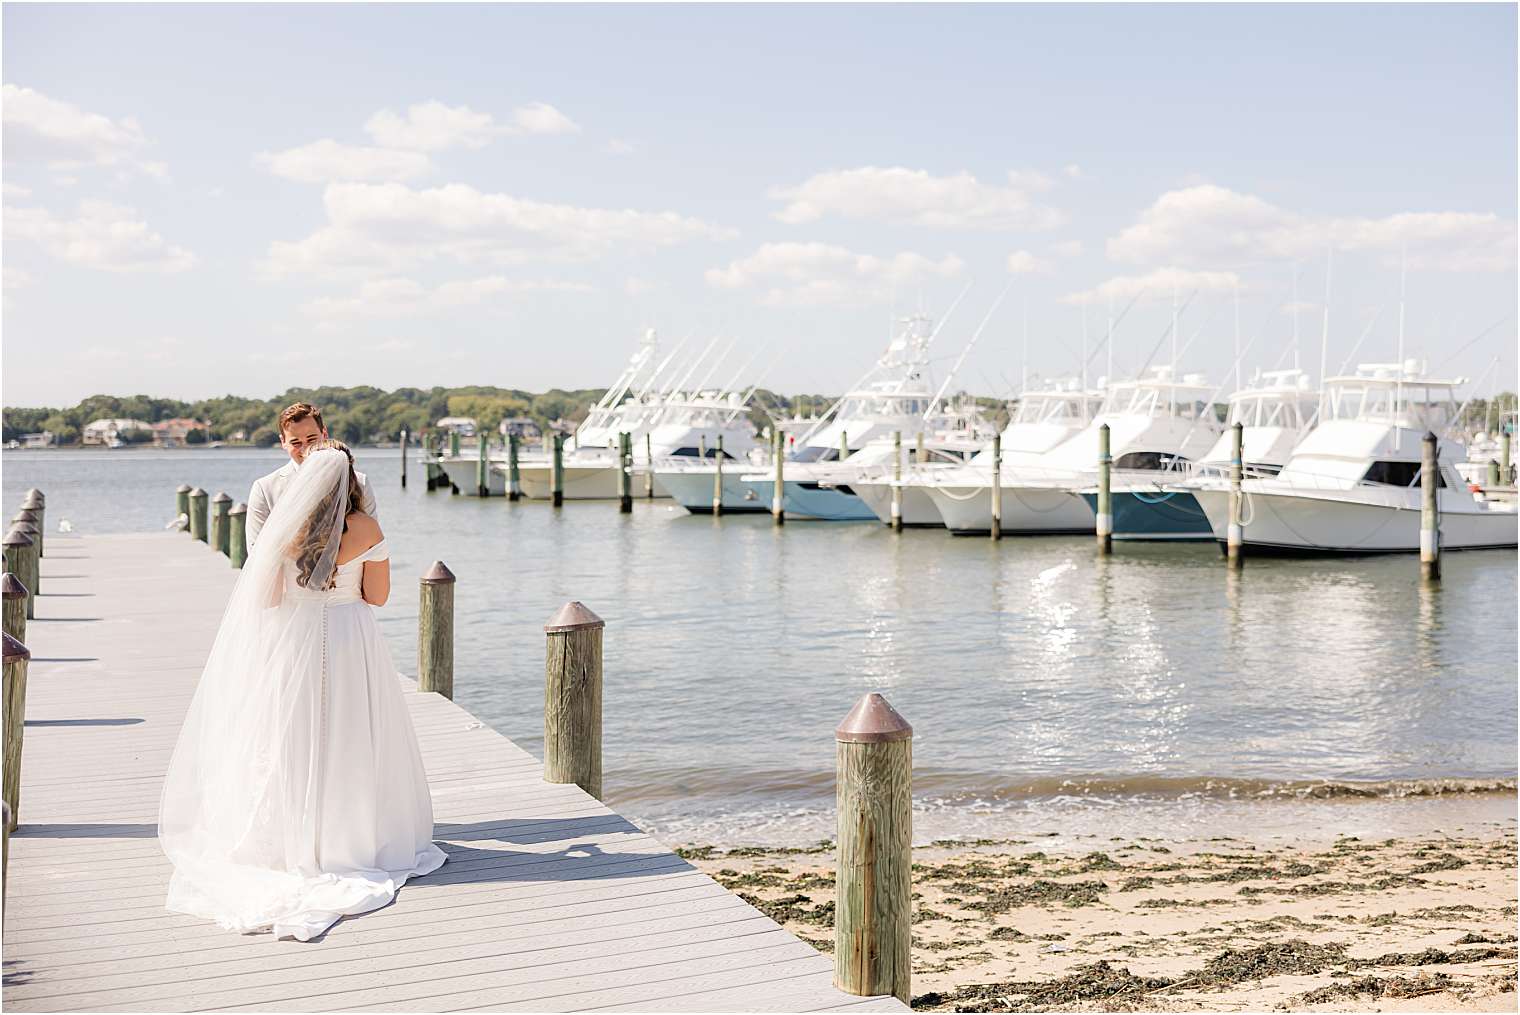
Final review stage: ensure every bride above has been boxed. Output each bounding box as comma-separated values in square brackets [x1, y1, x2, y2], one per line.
[160, 442, 446, 940]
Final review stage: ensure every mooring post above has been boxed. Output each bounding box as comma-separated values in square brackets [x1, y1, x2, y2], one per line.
[1226, 421, 1244, 568]
[449, 429, 461, 459]
[543, 601, 604, 800]
[400, 429, 409, 489]
[2, 532, 32, 623]
[1502, 430, 1513, 485]
[477, 430, 490, 498]
[507, 433, 522, 501]
[9, 524, 38, 613]
[211, 492, 232, 557]
[12, 510, 40, 569]
[2, 574, 24, 645]
[551, 433, 565, 507]
[772, 428, 786, 526]
[228, 503, 247, 569]
[712, 435, 724, 517]
[915, 431, 925, 466]
[834, 692, 913, 1004]
[618, 432, 633, 514]
[1096, 423, 1113, 555]
[645, 433, 655, 498]
[176, 484, 192, 531]
[3, 632, 29, 833]
[189, 488, 208, 543]
[418, 561, 455, 699]
[839, 430, 849, 462]
[990, 431, 1002, 541]
[1420, 431, 1441, 582]
[891, 430, 904, 532]
[699, 434, 707, 460]
[1487, 458, 1501, 489]
[19, 492, 43, 557]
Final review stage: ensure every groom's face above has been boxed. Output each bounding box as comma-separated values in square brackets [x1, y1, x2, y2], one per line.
[281, 418, 327, 465]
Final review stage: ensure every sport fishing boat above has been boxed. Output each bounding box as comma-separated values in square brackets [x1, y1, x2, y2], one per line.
[1191, 361, 1519, 554]
[1084, 368, 1318, 540]
[928, 367, 1220, 535]
[850, 381, 1099, 527]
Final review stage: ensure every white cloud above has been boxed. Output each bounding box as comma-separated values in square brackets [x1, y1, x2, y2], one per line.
[606, 138, 638, 156]
[1063, 164, 1085, 180]
[4, 199, 195, 273]
[1006, 250, 1049, 274]
[1063, 266, 1240, 306]
[256, 139, 432, 183]
[263, 182, 731, 279]
[2, 84, 164, 178]
[2, 182, 32, 198]
[769, 166, 1065, 230]
[3, 266, 34, 290]
[623, 276, 657, 295]
[1052, 239, 1084, 258]
[511, 102, 580, 135]
[1108, 184, 1516, 272]
[706, 241, 964, 306]
[304, 274, 591, 320]
[362, 99, 580, 152]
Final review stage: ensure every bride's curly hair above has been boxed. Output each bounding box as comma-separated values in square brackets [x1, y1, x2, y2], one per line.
[289, 440, 364, 589]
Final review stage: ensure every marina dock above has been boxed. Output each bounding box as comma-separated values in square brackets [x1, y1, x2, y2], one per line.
[1, 531, 906, 1013]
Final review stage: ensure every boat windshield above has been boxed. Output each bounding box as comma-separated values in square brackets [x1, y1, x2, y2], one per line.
[1014, 394, 1092, 425]
[1326, 382, 1457, 430]
[1227, 393, 1315, 429]
[790, 445, 842, 463]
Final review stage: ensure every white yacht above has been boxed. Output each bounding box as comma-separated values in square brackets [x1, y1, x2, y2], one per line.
[850, 381, 1099, 527]
[928, 367, 1220, 535]
[658, 314, 985, 520]
[1089, 368, 1319, 540]
[1191, 362, 1518, 554]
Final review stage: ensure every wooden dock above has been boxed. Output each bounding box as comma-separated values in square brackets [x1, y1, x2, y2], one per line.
[2, 532, 907, 1013]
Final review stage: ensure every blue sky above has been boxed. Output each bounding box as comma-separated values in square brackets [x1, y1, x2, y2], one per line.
[4, 3, 1516, 408]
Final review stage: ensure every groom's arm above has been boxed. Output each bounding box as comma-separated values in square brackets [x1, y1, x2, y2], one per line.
[246, 477, 271, 551]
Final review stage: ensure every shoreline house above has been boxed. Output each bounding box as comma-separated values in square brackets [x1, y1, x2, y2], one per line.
[82, 418, 156, 446]
[153, 418, 211, 448]
[434, 416, 478, 438]
[498, 416, 542, 440]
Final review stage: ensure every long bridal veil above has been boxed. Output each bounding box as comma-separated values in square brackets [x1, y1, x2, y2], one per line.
[158, 448, 355, 929]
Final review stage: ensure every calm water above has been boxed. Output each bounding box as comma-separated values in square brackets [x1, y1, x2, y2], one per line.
[5, 447, 1516, 845]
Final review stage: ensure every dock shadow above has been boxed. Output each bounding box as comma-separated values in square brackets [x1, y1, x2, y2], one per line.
[26, 717, 143, 727]
[13, 822, 158, 838]
[31, 657, 100, 663]
[422, 816, 693, 889]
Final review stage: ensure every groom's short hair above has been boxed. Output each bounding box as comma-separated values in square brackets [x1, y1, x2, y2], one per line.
[278, 402, 326, 437]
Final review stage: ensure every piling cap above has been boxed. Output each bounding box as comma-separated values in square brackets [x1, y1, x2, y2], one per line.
[211, 491, 232, 504]
[545, 601, 604, 633]
[24, 488, 43, 504]
[3, 528, 33, 548]
[189, 487, 207, 497]
[3, 632, 29, 662]
[420, 561, 456, 585]
[12, 521, 38, 536]
[14, 508, 39, 523]
[2, 573, 26, 599]
[836, 691, 913, 743]
[229, 502, 247, 516]
[22, 492, 43, 509]
[176, 483, 192, 493]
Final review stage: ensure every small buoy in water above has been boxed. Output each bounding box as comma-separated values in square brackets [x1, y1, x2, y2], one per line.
[58, 519, 73, 533]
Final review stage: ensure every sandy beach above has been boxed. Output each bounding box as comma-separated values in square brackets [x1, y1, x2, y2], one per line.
[680, 812, 1517, 1012]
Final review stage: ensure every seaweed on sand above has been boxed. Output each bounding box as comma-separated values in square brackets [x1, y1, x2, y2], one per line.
[962, 879, 1109, 913]
[1291, 973, 1455, 1004]
[911, 961, 1173, 1012]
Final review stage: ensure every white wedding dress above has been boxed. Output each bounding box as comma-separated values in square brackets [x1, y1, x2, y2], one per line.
[160, 450, 446, 941]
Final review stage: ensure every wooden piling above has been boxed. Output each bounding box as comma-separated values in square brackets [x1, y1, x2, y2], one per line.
[9, 523, 39, 613]
[188, 488, 208, 543]
[1420, 431, 1440, 581]
[477, 431, 490, 498]
[1488, 459, 1501, 488]
[834, 692, 913, 1004]
[12, 510, 40, 566]
[508, 433, 521, 501]
[1096, 423, 1112, 555]
[773, 428, 786, 526]
[20, 492, 43, 556]
[3, 632, 29, 833]
[176, 484, 192, 531]
[418, 561, 455, 699]
[990, 431, 1002, 541]
[891, 430, 903, 532]
[228, 503, 247, 569]
[1503, 431, 1513, 485]
[449, 430, 461, 459]
[840, 430, 849, 462]
[551, 433, 565, 508]
[915, 432, 925, 466]
[1226, 422, 1244, 568]
[618, 432, 633, 514]
[645, 433, 655, 498]
[2, 532, 33, 623]
[210, 492, 232, 556]
[2, 574, 25, 645]
[543, 601, 604, 800]
[713, 435, 724, 517]
[400, 429, 409, 489]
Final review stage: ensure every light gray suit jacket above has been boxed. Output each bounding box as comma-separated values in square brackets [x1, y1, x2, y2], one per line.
[246, 459, 377, 552]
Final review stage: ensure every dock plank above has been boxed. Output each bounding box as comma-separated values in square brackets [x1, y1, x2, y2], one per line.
[2, 533, 905, 1012]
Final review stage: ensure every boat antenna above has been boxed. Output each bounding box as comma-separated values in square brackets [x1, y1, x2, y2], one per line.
[1448, 354, 1500, 440]
[1021, 297, 1029, 395]
[1133, 289, 1199, 377]
[925, 280, 975, 347]
[1233, 281, 1241, 393]
[1106, 292, 1114, 389]
[1432, 312, 1513, 371]
[1396, 246, 1406, 450]
[1291, 262, 1301, 371]
[925, 282, 1012, 419]
[1082, 286, 1147, 373]
[1080, 301, 1089, 394]
[1316, 248, 1333, 431]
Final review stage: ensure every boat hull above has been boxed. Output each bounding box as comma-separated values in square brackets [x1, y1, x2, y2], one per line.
[927, 484, 1095, 536]
[516, 463, 668, 500]
[659, 468, 771, 514]
[733, 477, 877, 521]
[1077, 490, 1211, 541]
[850, 480, 946, 527]
[1192, 486, 1519, 555]
[438, 457, 506, 496]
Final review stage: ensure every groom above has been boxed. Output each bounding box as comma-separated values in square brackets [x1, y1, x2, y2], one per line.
[246, 402, 377, 550]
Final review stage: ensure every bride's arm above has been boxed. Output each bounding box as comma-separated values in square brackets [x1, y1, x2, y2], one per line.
[362, 558, 390, 606]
